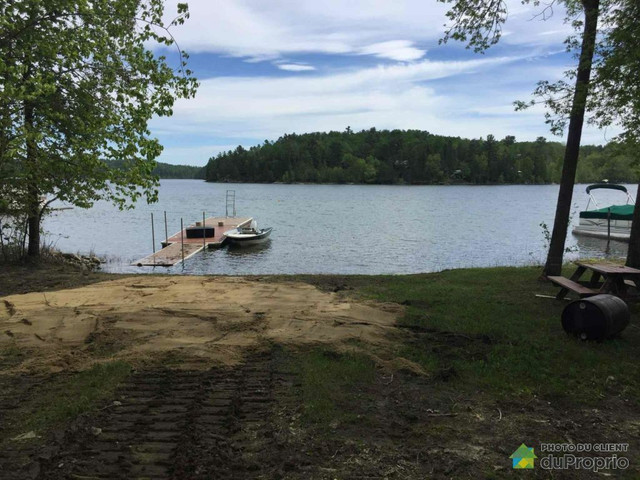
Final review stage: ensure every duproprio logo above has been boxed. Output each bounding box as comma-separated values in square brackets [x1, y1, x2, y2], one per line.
[510, 444, 537, 469]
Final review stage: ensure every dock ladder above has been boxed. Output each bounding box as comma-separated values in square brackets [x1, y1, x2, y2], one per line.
[225, 190, 236, 217]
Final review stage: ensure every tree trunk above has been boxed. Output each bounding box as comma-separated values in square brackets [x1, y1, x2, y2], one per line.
[24, 101, 40, 257]
[542, 0, 600, 277]
[27, 208, 40, 257]
[625, 184, 640, 267]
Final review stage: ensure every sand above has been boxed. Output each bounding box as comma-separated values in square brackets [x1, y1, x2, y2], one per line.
[0, 276, 402, 372]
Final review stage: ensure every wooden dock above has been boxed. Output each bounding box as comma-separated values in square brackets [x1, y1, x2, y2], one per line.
[134, 216, 251, 267]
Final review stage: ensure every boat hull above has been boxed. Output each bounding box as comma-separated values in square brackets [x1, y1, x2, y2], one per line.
[224, 227, 272, 246]
[572, 221, 630, 242]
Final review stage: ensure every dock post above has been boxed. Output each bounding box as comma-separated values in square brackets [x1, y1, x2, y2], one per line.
[151, 213, 156, 265]
[164, 211, 168, 245]
[607, 207, 611, 252]
[180, 218, 185, 264]
[203, 211, 206, 251]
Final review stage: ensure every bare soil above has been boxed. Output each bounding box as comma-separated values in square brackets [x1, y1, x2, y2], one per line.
[1, 275, 401, 374]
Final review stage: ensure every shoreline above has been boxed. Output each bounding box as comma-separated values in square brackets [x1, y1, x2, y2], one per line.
[206, 179, 560, 186]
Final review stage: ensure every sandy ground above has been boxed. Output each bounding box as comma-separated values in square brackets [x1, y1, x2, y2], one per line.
[0, 276, 402, 373]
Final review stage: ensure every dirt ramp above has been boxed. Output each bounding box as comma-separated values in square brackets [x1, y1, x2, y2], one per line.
[0, 276, 401, 372]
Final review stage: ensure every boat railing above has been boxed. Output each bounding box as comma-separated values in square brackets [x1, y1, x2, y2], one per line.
[586, 190, 635, 211]
[626, 192, 634, 205]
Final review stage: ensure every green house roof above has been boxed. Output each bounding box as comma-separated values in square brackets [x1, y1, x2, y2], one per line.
[510, 444, 538, 459]
[579, 204, 634, 221]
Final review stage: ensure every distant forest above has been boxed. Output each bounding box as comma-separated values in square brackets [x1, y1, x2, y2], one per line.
[106, 160, 205, 179]
[152, 161, 205, 179]
[204, 128, 639, 185]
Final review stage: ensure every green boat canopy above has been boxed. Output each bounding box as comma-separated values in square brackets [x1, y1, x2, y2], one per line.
[580, 204, 634, 220]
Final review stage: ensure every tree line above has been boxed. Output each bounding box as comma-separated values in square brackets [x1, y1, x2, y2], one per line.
[105, 160, 205, 179]
[205, 128, 638, 185]
[154, 162, 205, 179]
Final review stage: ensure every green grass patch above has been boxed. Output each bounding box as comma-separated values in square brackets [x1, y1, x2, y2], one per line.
[0, 344, 26, 367]
[351, 266, 640, 404]
[5, 361, 131, 438]
[295, 348, 376, 426]
[396, 344, 440, 372]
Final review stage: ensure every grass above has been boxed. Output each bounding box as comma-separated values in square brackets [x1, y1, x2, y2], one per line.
[0, 262, 113, 297]
[295, 348, 376, 425]
[0, 344, 26, 367]
[351, 266, 640, 404]
[5, 361, 131, 439]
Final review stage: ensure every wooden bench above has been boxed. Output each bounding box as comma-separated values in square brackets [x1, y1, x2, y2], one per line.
[548, 276, 597, 300]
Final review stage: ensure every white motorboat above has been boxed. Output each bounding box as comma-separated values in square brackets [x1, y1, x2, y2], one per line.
[572, 183, 635, 241]
[223, 219, 272, 246]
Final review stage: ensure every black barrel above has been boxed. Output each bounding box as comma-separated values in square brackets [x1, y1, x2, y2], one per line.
[185, 226, 214, 239]
[561, 294, 630, 341]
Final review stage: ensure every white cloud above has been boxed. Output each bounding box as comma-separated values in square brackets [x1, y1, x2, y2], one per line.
[161, 0, 445, 61]
[156, 56, 517, 127]
[276, 63, 316, 72]
[358, 40, 426, 62]
[162, 0, 572, 63]
[500, 2, 574, 47]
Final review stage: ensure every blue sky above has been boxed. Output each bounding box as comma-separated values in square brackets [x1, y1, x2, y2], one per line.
[150, 0, 615, 166]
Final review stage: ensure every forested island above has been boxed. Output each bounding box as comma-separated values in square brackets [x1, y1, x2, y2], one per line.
[105, 160, 205, 179]
[205, 128, 638, 185]
[152, 161, 205, 179]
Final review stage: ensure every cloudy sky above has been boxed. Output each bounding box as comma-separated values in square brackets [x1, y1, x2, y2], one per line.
[150, 0, 613, 166]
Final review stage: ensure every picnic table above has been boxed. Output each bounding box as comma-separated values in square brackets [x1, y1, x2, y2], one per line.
[549, 261, 640, 300]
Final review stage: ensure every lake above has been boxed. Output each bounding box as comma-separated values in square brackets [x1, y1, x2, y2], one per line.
[43, 180, 634, 275]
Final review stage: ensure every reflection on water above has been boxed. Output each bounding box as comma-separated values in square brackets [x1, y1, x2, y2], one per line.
[226, 240, 273, 255]
[224, 238, 271, 260]
[573, 234, 628, 259]
[42, 180, 634, 275]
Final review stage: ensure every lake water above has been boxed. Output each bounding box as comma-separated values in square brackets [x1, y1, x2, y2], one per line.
[43, 180, 634, 275]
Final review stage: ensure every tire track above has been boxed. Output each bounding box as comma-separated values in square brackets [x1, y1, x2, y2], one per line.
[37, 349, 287, 479]
[0, 373, 53, 480]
